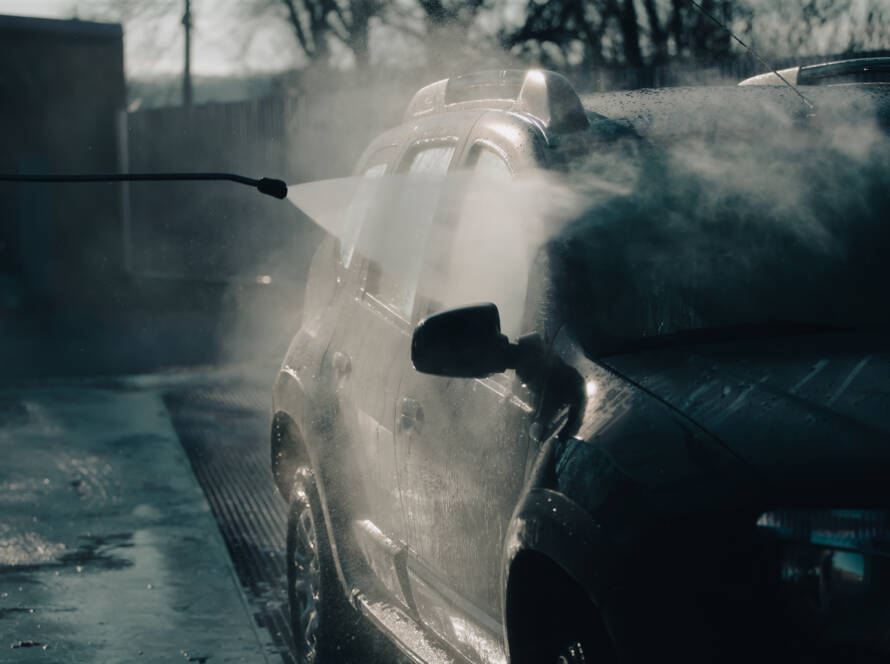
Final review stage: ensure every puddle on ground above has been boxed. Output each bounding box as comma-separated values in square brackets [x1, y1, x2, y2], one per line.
[0, 531, 133, 574]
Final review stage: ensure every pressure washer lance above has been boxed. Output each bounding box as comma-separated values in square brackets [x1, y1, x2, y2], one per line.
[0, 172, 288, 199]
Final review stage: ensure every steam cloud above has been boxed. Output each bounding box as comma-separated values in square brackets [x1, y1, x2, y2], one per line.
[285, 89, 890, 351]
[287, 169, 594, 336]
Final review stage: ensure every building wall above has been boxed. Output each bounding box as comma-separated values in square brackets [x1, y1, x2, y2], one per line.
[0, 14, 125, 311]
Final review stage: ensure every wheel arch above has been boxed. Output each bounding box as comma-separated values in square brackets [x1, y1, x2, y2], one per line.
[503, 489, 617, 664]
[271, 409, 309, 503]
[272, 369, 371, 606]
[271, 359, 333, 503]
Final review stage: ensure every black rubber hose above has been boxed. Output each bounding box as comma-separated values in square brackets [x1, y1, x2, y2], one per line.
[0, 172, 288, 199]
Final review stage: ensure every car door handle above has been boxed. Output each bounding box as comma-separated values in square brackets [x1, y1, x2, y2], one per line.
[332, 351, 351, 377]
[399, 398, 424, 433]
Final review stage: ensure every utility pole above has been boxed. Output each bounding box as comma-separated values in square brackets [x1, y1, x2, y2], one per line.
[182, 0, 193, 107]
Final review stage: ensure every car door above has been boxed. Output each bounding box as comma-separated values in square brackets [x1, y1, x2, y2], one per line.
[394, 140, 538, 664]
[320, 146, 419, 605]
[342, 140, 460, 607]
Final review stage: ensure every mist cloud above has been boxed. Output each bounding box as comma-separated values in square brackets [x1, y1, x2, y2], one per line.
[284, 89, 890, 351]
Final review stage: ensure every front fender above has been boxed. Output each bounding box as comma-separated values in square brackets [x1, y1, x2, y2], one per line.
[504, 487, 615, 608]
[501, 431, 622, 661]
[272, 326, 362, 600]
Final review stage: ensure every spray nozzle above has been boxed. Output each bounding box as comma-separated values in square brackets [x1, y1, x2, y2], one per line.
[256, 177, 288, 199]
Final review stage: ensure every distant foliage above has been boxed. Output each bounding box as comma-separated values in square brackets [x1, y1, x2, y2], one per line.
[84, 0, 890, 75]
[503, 0, 736, 69]
[499, 0, 888, 69]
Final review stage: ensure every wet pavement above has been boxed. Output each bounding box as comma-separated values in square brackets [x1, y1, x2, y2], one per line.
[0, 370, 279, 662]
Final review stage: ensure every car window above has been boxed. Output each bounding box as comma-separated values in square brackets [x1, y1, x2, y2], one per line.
[365, 144, 455, 320]
[406, 146, 456, 175]
[429, 146, 526, 338]
[472, 145, 513, 178]
[340, 161, 388, 269]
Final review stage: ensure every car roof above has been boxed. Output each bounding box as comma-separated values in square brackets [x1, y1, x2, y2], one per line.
[371, 69, 890, 169]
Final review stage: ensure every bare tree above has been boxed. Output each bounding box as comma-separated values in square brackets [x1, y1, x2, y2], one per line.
[505, 0, 888, 73]
[372, 0, 499, 71]
[503, 0, 737, 70]
[744, 0, 890, 58]
[257, 0, 388, 66]
[79, 0, 889, 80]
[414, 0, 486, 31]
[87, 0, 390, 70]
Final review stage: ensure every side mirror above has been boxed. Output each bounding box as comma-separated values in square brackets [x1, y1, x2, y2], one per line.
[411, 303, 513, 378]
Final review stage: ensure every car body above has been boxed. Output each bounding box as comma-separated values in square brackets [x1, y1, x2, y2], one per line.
[738, 56, 890, 86]
[272, 67, 890, 663]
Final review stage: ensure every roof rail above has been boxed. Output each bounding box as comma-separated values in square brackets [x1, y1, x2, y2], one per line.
[739, 57, 890, 87]
[403, 69, 589, 133]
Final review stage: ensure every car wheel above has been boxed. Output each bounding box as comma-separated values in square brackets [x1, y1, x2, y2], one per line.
[286, 466, 358, 663]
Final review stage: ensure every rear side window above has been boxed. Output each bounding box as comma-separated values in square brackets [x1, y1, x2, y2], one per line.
[439, 146, 526, 337]
[366, 144, 455, 320]
[406, 146, 455, 175]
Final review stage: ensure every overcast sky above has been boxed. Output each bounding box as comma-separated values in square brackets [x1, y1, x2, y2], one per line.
[0, 0, 301, 76]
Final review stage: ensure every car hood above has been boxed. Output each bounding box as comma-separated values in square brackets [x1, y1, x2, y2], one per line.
[599, 331, 890, 503]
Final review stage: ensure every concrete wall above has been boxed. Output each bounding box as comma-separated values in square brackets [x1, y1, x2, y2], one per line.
[121, 71, 421, 287]
[0, 14, 126, 312]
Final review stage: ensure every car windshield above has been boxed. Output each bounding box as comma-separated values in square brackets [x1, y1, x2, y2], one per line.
[545, 116, 890, 355]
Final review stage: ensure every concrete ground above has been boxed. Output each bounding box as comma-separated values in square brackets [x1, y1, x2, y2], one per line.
[0, 371, 276, 662]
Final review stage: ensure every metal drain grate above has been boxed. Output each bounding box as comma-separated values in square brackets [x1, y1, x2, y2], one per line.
[164, 387, 296, 664]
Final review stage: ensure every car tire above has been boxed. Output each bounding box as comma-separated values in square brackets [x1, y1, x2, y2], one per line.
[286, 466, 360, 663]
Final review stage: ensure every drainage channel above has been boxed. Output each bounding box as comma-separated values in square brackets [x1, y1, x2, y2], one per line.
[163, 387, 296, 664]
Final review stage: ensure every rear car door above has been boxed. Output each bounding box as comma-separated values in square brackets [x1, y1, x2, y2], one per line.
[320, 147, 419, 605]
[394, 137, 539, 664]
[345, 141, 459, 606]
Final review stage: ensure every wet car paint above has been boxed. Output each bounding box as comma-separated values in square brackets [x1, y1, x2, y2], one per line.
[273, 76, 890, 664]
[601, 332, 890, 502]
[273, 100, 561, 664]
